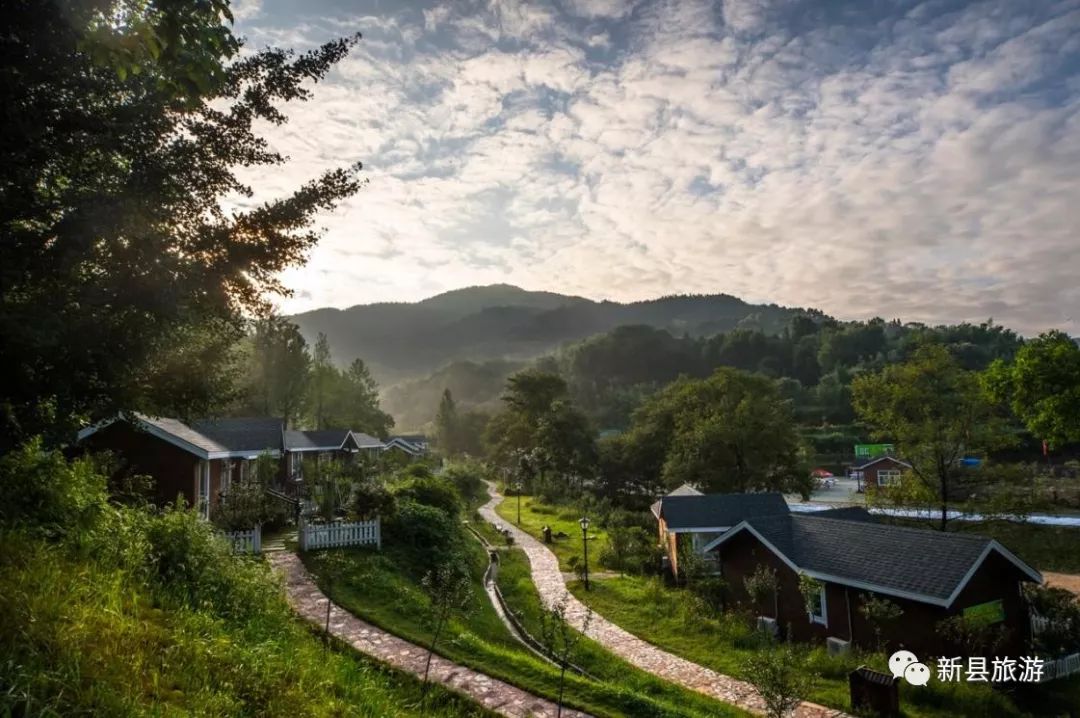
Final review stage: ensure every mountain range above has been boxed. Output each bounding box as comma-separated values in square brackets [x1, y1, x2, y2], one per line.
[289, 284, 815, 387]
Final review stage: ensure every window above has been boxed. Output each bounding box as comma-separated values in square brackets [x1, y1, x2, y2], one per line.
[877, 469, 902, 487]
[808, 586, 827, 625]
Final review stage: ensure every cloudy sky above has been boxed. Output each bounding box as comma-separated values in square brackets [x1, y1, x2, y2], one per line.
[232, 0, 1080, 334]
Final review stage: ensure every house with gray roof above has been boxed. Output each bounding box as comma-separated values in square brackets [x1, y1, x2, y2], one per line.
[704, 512, 1042, 656]
[78, 414, 391, 518]
[650, 488, 790, 576]
[78, 413, 287, 518]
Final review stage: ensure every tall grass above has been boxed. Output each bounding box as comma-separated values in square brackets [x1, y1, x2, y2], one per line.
[0, 444, 493, 717]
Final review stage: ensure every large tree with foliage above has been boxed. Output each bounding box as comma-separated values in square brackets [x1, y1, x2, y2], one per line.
[985, 330, 1080, 450]
[485, 369, 596, 494]
[618, 367, 805, 494]
[852, 344, 1012, 530]
[241, 315, 311, 426]
[0, 0, 363, 449]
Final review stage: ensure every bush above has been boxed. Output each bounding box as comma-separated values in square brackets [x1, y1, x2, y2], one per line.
[441, 461, 488, 505]
[744, 645, 814, 718]
[0, 440, 107, 537]
[599, 525, 658, 575]
[384, 500, 462, 568]
[146, 506, 280, 621]
[348, 478, 397, 520]
[392, 475, 462, 518]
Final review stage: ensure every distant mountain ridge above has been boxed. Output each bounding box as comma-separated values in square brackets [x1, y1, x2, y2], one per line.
[289, 284, 816, 385]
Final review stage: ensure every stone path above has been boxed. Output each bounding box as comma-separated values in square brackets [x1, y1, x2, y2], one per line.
[480, 483, 851, 718]
[268, 551, 590, 718]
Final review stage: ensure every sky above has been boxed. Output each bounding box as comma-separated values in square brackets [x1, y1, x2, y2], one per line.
[231, 0, 1080, 335]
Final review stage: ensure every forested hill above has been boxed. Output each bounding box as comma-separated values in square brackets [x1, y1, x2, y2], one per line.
[289, 284, 814, 384]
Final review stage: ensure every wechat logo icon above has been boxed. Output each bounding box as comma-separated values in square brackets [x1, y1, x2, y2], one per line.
[889, 650, 930, 686]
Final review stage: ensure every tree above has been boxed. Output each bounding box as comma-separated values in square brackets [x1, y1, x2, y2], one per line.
[744, 564, 780, 620]
[744, 646, 814, 718]
[622, 368, 805, 494]
[244, 316, 310, 426]
[858, 595, 904, 653]
[435, 388, 461, 454]
[337, 358, 393, 437]
[985, 330, 1080, 450]
[852, 345, 1011, 530]
[539, 593, 592, 718]
[419, 560, 473, 692]
[310, 333, 334, 430]
[0, 1, 363, 449]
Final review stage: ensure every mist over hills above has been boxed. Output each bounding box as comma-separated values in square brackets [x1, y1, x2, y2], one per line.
[289, 284, 816, 386]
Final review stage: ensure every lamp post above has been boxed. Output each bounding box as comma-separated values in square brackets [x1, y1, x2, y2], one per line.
[579, 516, 590, 591]
[513, 480, 522, 525]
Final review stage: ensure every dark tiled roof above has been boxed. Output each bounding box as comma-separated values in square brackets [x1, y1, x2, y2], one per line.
[350, 431, 384, 448]
[135, 414, 229, 454]
[658, 493, 789, 529]
[284, 429, 350, 450]
[810, 506, 877, 522]
[191, 417, 283, 453]
[743, 514, 1013, 602]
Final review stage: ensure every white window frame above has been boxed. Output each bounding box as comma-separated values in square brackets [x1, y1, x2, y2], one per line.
[809, 585, 827, 625]
[877, 469, 902, 487]
[196, 460, 210, 519]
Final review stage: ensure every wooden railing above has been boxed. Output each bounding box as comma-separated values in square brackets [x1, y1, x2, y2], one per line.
[1039, 652, 1080, 682]
[299, 518, 380, 551]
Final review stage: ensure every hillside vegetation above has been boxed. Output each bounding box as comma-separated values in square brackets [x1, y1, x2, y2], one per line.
[291, 284, 811, 385]
[0, 445, 490, 717]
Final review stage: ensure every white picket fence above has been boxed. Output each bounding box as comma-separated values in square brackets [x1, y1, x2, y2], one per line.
[299, 518, 380, 551]
[1039, 652, 1080, 683]
[223, 525, 262, 554]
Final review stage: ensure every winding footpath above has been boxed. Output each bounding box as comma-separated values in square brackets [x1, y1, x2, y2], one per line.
[268, 551, 590, 718]
[479, 483, 850, 718]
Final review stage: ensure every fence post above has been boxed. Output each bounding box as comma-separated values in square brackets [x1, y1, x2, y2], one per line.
[298, 516, 307, 552]
[253, 525, 262, 554]
[376, 517, 381, 550]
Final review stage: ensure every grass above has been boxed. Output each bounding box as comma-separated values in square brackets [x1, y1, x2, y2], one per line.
[881, 516, 1080, 574]
[304, 504, 749, 718]
[493, 492, 610, 572]
[0, 530, 492, 718]
[499, 495, 1080, 717]
[572, 573, 1080, 718]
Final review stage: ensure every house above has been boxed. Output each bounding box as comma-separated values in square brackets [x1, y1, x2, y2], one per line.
[651, 488, 790, 576]
[78, 414, 285, 518]
[703, 512, 1042, 656]
[383, 434, 428, 457]
[850, 455, 912, 494]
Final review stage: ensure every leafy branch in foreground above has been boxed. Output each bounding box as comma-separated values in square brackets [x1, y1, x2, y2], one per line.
[1, 1, 365, 448]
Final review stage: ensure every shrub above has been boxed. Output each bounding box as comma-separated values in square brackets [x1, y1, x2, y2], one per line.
[384, 500, 462, 568]
[348, 478, 397, 520]
[743, 645, 814, 718]
[0, 440, 107, 537]
[441, 461, 488, 505]
[145, 506, 280, 621]
[1023, 584, 1080, 655]
[599, 525, 657, 574]
[392, 475, 462, 518]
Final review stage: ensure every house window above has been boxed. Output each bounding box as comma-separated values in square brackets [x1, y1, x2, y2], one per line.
[877, 469, 902, 487]
[808, 586, 827, 625]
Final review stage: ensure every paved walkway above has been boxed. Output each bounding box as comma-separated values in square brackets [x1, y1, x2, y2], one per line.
[480, 483, 850, 718]
[268, 551, 590, 718]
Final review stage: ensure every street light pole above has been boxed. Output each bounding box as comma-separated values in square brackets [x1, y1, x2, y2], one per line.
[579, 516, 590, 590]
[515, 481, 522, 525]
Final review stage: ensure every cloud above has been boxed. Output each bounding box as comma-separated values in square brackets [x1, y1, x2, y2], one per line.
[233, 0, 1080, 336]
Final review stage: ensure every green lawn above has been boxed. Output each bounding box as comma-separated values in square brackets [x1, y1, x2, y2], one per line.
[572, 573, 1079, 718]
[493, 493, 610, 572]
[304, 508, 748, 718]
